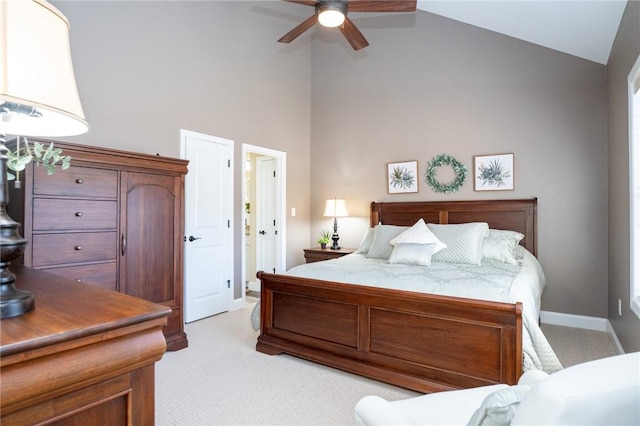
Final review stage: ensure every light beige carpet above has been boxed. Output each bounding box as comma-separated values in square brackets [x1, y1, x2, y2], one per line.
[155, 303, 618, 426]
[541, 323, 618, 367]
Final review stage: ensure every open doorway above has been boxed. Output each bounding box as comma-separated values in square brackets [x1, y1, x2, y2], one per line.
[241, 144, 286, 300]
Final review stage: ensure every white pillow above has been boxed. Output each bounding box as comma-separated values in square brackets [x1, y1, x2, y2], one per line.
[366, 225, 409, 259]
[428, 222, 489, 265]
[357, 228, 375, 254]
[482, 229, 525, 265]
[388, 243, 436, 267]
[389, 218, 446, 254]
[467, 384, 532, 426]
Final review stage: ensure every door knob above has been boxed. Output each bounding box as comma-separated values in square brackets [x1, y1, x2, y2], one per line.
[259, 230, 266, 235]
[188, 235, 202, 242]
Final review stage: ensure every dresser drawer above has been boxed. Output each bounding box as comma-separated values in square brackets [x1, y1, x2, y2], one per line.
[33, 199, 117, 231]
[32, 232, 117, 267]
[42, 262, 117, 291]
[33, 165, 118, 198]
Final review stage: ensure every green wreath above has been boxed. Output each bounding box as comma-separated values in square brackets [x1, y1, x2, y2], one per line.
[425, 154, 467, 194]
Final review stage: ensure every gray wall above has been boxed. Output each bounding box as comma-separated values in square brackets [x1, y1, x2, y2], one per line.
[49, 1, 638, 351]
[608, 0, 640, 353]
[51, 1, 313, 297]
[310, 11, 609, 318]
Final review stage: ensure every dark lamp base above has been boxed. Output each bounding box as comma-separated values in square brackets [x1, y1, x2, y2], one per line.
[0, 284, 34, 319]
[330, 233, 340, 250]
[1, 127, 34, 319]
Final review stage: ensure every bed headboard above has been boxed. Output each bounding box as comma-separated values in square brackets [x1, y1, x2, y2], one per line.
[370, 198, 537, 256]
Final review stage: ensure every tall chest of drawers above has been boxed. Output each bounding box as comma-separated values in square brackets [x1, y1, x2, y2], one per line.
[9, 140, 189, 351]
[29, 165, 119, 291]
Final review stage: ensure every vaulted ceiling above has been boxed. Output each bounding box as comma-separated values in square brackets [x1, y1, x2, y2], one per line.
[417, 1, 628, 64]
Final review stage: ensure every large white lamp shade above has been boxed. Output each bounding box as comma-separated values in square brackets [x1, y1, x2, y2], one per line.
[0, 0, 88, 136]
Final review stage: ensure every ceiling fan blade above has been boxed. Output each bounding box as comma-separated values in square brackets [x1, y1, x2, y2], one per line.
[283, 0, 318, 6]
[339, 17, 369, 51]
[347, 0, 417, 13]
[278, 14, 318, 43]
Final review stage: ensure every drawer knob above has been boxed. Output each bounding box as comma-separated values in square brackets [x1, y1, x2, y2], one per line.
[74, 245, 82, 251]
[75, 178, 84, 184]
[75, 212, 83, 217]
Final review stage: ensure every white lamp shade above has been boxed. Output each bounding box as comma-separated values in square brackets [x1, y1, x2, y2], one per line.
[323, 199, 348, 217]
[0, 0, 88, 137]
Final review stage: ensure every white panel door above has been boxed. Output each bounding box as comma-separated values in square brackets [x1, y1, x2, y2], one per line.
[256, 156, 277, 275]
[181, 130, 233, 323]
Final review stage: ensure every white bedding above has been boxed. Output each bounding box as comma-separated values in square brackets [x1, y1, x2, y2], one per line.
[285, 249, 563, 374]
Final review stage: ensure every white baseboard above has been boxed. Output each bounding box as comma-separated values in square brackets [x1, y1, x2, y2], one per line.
[540, 310, 625, 354]
[540, 310, 608, 331]
[247, 281, 260, 292]
[230, 298, 245, 312]
[606, 321, 626, 354]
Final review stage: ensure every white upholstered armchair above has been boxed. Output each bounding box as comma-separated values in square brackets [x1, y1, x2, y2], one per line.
[355, 352, 639, 426]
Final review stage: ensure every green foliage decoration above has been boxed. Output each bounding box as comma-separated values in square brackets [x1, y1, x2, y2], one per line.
[425, 154, 467, 194]
[317, 230, 331, 245]
[6, 138, 71, 181]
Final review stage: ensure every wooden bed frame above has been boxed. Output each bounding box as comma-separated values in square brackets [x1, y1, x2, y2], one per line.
[256, 199, 537, 393]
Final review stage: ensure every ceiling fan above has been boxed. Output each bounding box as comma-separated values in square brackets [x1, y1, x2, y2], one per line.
[278, 0, 417, 51]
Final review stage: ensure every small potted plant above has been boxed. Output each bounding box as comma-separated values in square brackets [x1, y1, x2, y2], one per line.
[317, 230, 331, 249]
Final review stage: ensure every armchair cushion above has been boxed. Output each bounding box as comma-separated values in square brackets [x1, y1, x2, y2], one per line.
[355, 385, 507, 426]
[515, 369, 549, 385]
[511, 352, 640, 425]
[467, 385, 532, 426]
[354, 353, 639, 426]
[354, 396, 415, 426]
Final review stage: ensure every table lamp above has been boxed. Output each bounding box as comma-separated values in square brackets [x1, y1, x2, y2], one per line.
[323, 198, 348, 250]
[1, 0, 88, 318]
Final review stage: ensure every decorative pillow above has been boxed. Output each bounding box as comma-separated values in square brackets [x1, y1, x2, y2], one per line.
[366, 225, 409, 259]
[357, 228, 375, 254]
[482, 229, 525, 265]
[388, 243, 436, 267]
[389, 218, 447, 254]
[428, 222, 489, 265]
[467, 384, 532, 426]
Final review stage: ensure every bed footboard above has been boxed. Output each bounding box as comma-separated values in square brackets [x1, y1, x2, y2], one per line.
[256, 271, 523, 393]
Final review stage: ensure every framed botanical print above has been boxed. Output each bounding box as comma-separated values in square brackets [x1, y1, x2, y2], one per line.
[387, 160, 418, 194]
[474, 153, 514, 191]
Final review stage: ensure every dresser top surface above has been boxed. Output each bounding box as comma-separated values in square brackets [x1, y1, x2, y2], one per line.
[0, 266, 171, 357]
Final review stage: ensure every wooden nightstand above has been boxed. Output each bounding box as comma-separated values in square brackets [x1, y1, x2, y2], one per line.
[303, 247, 356, 263]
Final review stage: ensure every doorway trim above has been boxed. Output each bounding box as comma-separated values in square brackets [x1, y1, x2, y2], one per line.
[241, 143, 286, 303]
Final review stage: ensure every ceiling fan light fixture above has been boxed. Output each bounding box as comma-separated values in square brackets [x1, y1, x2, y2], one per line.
[317, 2, 347, 28]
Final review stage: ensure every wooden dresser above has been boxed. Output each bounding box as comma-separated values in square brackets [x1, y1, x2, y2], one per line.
[8, 140, 189, 351]
[1, 265, 170, 425]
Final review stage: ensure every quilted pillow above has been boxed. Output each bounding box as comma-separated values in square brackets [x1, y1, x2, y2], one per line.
[428, 222, 489, 265]
[388, 243, 436, 267]
[482, 229, 525, 265]
[389, 218, 446, 254]
[356, 228, 375, 255]
[366, 225, 409, 259]
[467, 384, 532, 426]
